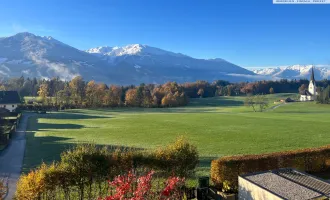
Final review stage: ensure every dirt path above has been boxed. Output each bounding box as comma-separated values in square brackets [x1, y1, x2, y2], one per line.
[266, 102, 291, 111]
[0, 114, 31, 199]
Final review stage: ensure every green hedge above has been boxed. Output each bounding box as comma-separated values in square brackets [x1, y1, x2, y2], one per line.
[211, 145, 330, 189]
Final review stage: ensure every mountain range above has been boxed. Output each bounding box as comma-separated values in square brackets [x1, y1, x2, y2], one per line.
[0, 32, 255, 85]
[253, 65, 330, 80]
[0, 32, 329, 84]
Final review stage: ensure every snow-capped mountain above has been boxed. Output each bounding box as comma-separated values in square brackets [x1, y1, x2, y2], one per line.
[0, 32, 112, 82]
[86, 44, 186, 57]
[85, 44, 254, 83]
[253, 65, 330, 80]
[0, 32, 255, 84]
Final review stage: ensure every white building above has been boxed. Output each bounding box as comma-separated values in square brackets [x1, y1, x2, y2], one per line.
[0, 91, 21, 112]
[300, 67, 317, 101]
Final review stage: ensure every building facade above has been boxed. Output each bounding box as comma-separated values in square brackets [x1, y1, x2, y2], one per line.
[300, 67, 317, 101]
[0, 91, 21, 112]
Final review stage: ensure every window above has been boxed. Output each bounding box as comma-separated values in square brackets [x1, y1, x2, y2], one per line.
[3, 105, 6, 108]
[12, 105, 15, 108]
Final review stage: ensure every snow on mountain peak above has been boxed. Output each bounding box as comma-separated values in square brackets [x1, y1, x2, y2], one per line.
[253, 64, 330, 80]
[86, 44, 187, 57]
[86, 46, 114, 54]
[110, 44, 145, 56]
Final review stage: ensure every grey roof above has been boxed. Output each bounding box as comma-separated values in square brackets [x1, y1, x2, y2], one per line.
[241, 168, 330, 200]
[0, 91, 21, 104]
[301, 90, 313, 96]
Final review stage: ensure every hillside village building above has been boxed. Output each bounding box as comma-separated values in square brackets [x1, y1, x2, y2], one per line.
[0, 91, 21, 112]
[300, 67, 317, 101]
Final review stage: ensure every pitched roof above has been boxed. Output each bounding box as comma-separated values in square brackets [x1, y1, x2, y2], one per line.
[301, 89, 313, 96]
[0, 91, 21, 104]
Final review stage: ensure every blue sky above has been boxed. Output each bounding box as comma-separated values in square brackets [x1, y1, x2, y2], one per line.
[0, 0, 329, 68]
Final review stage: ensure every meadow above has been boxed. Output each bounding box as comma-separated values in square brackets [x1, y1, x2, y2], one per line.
[22, 93, 330, 177]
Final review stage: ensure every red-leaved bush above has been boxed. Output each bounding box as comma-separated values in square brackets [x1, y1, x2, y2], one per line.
[100, 170, 185, 200]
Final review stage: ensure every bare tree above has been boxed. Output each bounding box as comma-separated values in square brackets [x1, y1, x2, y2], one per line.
[245, 94, 269, 112]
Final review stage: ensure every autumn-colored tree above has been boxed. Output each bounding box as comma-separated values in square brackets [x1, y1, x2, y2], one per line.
[240, 83, 255, 94]
[38, 83, 49, 104]
[69, 76, 85, 105]
[269, 87, 275, 94]
[95, 83, 107, 106]
[85, 80, 97, 106]
[161, 93, 178, 107]
[152, 87, 165, 106]
[111, 85, 123, 106]
[125, 89, 138, 106]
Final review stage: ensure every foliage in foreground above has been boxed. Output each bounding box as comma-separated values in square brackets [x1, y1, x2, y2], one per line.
[15, 138, 198, 200]
[100, 170, 186, 200]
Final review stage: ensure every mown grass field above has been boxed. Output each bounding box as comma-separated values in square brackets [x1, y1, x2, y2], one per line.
[23, 93, 330, 177]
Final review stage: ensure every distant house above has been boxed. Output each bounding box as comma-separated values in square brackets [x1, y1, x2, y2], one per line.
[0, 91, 21, 112]
[300, 67, 317, 101]
[239, 168, 330, 200]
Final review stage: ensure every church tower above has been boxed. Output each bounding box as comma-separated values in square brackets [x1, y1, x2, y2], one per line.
[308, 67, 317, 99]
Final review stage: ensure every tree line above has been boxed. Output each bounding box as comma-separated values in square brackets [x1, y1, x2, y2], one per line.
[2, 76, 330, 108]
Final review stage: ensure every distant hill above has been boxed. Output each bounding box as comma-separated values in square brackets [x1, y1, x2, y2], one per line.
[0, 32, 255, 84]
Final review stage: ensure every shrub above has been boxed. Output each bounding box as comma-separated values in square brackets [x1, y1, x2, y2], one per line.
[211, 144, 330, 190]
[153, 137, 199, 177]
[15, 139, 198, 199]
[15, 163, 48, 200]
[100, 170, 186, 200]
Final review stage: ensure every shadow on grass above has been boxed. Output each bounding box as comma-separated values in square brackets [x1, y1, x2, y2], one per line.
[23, 131, 144, 174]
[188, 98, 244, 107]
[28, 117, 86, 131]
[36, 112, 112, 119]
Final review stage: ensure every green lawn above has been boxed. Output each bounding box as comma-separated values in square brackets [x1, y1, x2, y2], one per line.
[23, 93, 330, 177]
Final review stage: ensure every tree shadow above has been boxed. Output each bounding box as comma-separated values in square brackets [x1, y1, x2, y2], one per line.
[22, 131, 144, 174]
[188, 98, 244, 107]
[36, 112, 112, 120]
[28, 116, 87, 131]
[63, 107, 234, 114]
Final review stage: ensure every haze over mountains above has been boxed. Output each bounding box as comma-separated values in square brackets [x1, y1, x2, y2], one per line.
[0, 32, 328, 84]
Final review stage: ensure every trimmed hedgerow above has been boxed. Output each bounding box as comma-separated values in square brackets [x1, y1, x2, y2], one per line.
[211, 145, 330, 190]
